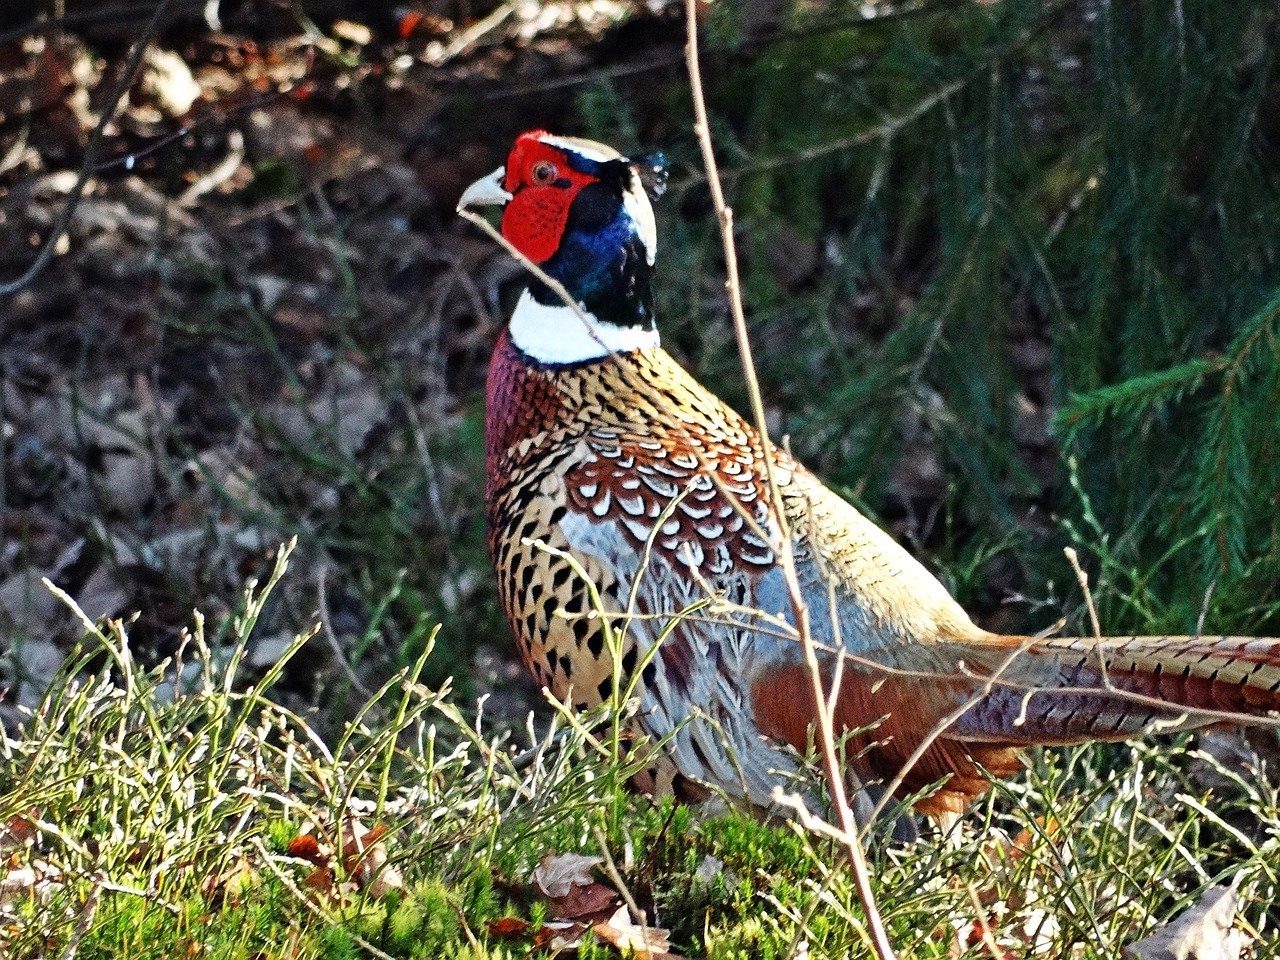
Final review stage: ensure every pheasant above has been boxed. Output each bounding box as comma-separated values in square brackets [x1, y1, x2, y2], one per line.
[459, 130, 1280, 821]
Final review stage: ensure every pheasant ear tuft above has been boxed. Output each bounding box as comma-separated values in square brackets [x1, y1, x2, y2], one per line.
[631, 151, 669, 202]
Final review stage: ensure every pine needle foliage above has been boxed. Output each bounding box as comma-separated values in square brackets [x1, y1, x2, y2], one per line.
[583, 0, 1280, 636]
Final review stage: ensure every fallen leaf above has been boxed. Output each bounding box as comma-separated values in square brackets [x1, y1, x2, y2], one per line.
[533, 919, 587, 951]
[340, 819, 402, 898]
[485, 916, 529, 938]
[304, 864, 336, 893]
[1124, 880, 1250, 960]
[532, 851, 601, 899]
[140, 48, 202, 116]
[591, 905, 678, 959]
[287, 834, 324, 864]
[1, 812, 38, 854]
[332, 20, 373, 46]
[546, 878, 618, 921]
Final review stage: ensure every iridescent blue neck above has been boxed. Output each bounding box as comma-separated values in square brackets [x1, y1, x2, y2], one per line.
[531, 192, 655, 331]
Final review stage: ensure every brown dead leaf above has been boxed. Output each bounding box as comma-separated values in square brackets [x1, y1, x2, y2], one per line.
[485, 916, 530, 938]
[1124, 881, 1250, 960]
[533, 919, 587, 951]
[1, 812, 38, 854]
[546, 878, 618, 921]
[340, 819, 402, 899]
[286, 834, 324, 864]
[286, 831, 335, 893]
[532, 851, 601, 899]
[284, 820, 401, 899]
[591, 905, 680, 959]
[304, 864, 336, 893]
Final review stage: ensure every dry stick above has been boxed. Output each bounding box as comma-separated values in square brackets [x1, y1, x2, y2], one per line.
[455, 209, 613, 357]
[1063, 547, 1102, 639]
[57, 875, 104, 960]
[1063, 547, 1113, 692]
[590, 824, 653, 941]
[682, 3, 896, 959]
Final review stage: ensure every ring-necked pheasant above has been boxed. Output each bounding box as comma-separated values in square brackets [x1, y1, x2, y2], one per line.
[460, 130, 1280, 821]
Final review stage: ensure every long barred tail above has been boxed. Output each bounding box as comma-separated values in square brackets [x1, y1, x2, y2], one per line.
[951, 634, 1280, 745]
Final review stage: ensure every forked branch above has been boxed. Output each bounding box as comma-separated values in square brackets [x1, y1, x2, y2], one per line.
[682, 4, 897, 958]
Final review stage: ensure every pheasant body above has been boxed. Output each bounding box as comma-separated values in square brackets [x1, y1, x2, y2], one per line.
[464, 131, 1280, 820]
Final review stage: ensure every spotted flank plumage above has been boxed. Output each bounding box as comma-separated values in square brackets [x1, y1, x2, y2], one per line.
[466, 130, 1280, 822]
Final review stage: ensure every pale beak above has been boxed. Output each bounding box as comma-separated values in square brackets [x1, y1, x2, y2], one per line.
[456, 167, 512, 213]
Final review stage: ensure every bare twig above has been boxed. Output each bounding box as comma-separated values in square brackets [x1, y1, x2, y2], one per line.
[455, 209, 613, 356]
[591, 824, 654, 943]
[1063, 546, 1112, 693]
[427, 1, 515, 65]
[1062, 547, 1102, 639]
[682, 2, 896, 957]
[57, 875, 104, 960]
[315, 564, 375, 700]
[177, 128, 245, 206]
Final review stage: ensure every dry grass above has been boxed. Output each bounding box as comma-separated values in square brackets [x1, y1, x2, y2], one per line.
[2, 550, 1280, 958]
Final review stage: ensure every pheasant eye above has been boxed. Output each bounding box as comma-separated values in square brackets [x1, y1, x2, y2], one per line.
[531, 160, 558, 185]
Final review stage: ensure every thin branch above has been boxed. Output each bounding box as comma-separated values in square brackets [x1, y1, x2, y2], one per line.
[683, 3, 896, 958]
[455, 208, 613, 356]
[591, 824, 656, 948]
[56, 874, 104, 960]
[1063, 547, 1102, 639]
[1064, 546, 1111, 691]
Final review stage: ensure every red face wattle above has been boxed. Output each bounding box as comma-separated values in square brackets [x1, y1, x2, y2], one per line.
[500, 132, 600, 264]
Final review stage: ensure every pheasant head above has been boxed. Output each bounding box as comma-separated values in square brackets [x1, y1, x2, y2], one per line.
[458, 130, 668, 365]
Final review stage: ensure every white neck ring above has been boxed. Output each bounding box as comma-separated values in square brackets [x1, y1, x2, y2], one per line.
[508, 290, 659, 365]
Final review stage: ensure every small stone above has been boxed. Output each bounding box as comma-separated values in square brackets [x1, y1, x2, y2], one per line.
[14, 639, 66, 708]
[250, 631, 295, 669]
[0, 571, 62, 627]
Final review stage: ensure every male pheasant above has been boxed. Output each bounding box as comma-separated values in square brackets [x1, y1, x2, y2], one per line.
[460, 130, 1280, 820]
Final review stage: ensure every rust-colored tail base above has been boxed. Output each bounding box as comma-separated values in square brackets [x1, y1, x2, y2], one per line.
[753, 633, 1280, 820]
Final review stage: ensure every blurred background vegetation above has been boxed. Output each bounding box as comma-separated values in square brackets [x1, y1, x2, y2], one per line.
[2, 0, 1279, 728]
